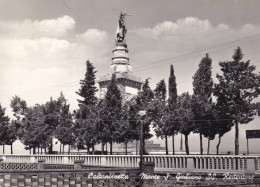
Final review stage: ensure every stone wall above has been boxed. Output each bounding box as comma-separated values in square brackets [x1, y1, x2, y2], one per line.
[0, 160, 157, 187]
[0, 170, 141, 187]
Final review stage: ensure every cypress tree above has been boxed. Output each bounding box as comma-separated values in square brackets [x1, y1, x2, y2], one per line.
[168, 65, 178, 154]
[76, 60, 98, 106]
[154, 79, 170, 154]
[101, 74, 122, 154]
[192, 54, 213, 155]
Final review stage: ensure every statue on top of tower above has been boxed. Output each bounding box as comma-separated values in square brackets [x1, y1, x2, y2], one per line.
[115, 11, 132, 44]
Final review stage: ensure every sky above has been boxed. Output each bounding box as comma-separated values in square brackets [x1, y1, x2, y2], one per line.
[1, 0, 260, 154]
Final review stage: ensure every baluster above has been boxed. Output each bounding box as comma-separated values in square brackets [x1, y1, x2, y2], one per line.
[168, 157, 171, 168]
[180, 157, 183, 168]
[258, 158, 260, 170]
[200, 157, 204, 169]
[195, 157, 199, 169]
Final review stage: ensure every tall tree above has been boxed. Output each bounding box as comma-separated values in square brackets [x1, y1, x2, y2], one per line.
[75, 60, 99, 154]
[10, 96, 39, 153]
[55, 93, 75, 154]
[15, 103, 48, 154]
[43, 97, 61, 154]
[136, 79, 154, 154]
[168, 65, 179, 155]
[115, 105, 139, 155]
[200, 105, 219, 155]
[76, 60, 98, 106]
[153, 79, 170, 154]
[214, 100, 233, 154]
[0, 104, 10, 154]
[100, 74, 122, 154]
[214, 47, 260, 155]
[176, 93, 195, 155]
[192, 54, 214, 155]
[6, 120, 18, 154]
[75, 105, 100, 154]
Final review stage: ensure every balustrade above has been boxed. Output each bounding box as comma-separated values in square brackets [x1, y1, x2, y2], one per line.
[1, 154, 260, 173]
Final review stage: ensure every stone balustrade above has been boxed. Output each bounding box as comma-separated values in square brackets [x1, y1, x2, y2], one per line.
[1, 154, 260, 173]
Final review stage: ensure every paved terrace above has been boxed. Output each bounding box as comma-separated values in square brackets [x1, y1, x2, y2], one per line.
[1, 154, 260, 175]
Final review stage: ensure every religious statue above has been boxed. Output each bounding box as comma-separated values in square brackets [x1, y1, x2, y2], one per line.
[115, 11, 130, 43]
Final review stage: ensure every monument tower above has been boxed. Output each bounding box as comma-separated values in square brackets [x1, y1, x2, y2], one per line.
[97, 11, 143, 103]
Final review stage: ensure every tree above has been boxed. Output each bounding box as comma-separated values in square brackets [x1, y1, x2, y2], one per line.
[16, 104, 48, 154]
[192, 54, 214, 154]
[76, 60, 98, 106]
[10, 95, 27, 120]
[153, 79, 170, 154]
[168, 65, 179, 155]
[55, 93, 75, 154]
[135, 79, 154, 154]
[0, 104, 10, 154]
[214, 99, 233, 154]
[100, 74, 122, 154]
[6, 120, 18, 154]
[10, 96, 39, 153]
[214, 47, 260, 155]
[74, 105, 100, 154]
[115, 105, 139, 155]
[176, 93, 195, 155]
[155, 79, 167, 101]
[43, 97, 62, 154]
[75, 60, 100, 154]
[199, 105, 219, 155]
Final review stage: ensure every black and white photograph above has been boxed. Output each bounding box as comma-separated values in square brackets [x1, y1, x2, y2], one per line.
[1, 0, 260, 186]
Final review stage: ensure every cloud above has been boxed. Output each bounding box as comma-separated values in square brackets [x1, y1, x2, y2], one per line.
[0, 15, 75, 38]
[134, 17, 260, 41]
[22, 37, 70, 56]
[76, 29, 108, 45]
[0, 37, 72, 70]
[216, 24, 229, 31]
[135, 17, 215, 38]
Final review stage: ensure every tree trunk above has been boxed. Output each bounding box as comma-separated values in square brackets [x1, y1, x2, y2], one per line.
[87, 147, 90, 155]
[68, 144, 71, 155]
[101, 142, 104, 155]
[216, 135, 221, 155]
[41, 147, 42, 154]
[92, 144, 95, 155]
[207, 138, 210, 155]
[125, 142, 128, 155]
[63, 144, 65, 154]
[11, 143, 13, 154]
[60, 143, 62, 154]
[172, 135, 175, 155]
[200, 132, 203, 155]
[185, 134, 189, 155]
[48, 141, 53, 154]
[30, 148, 31, 154]
[33, 147, 36, 154]
[38, 147, 40, 154]
[105, 143, 107, 153]
[165, 135, 168, 155]
[110, 141, 113, 155]
[235, 123, 239, 155]
[143, 138, 145, 154]
[136, 140, 138, 154]
[3, 145, 5, 154]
